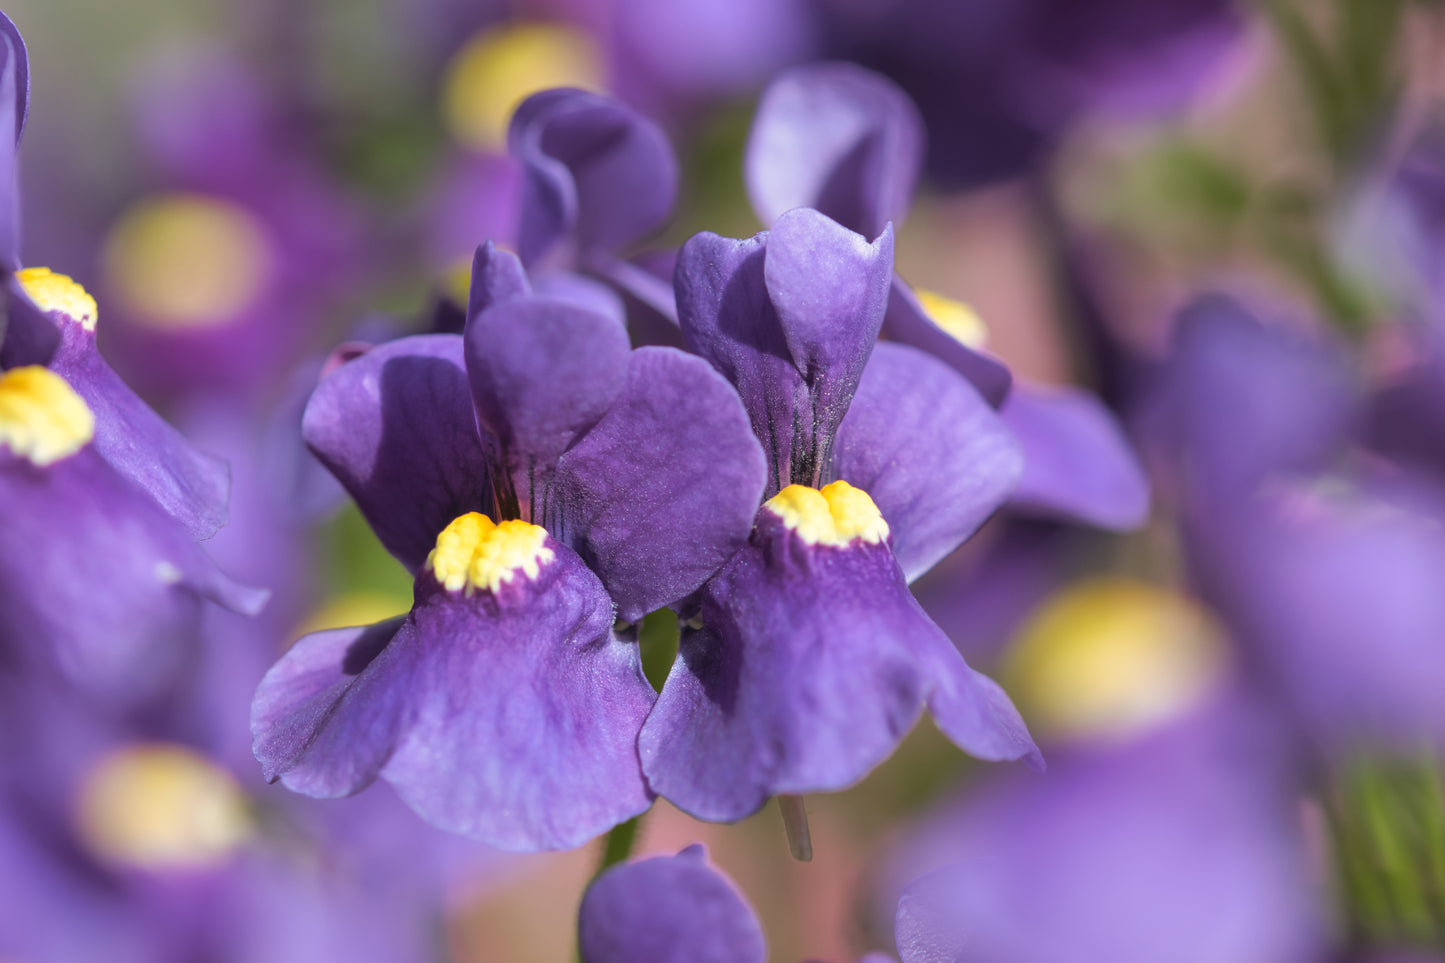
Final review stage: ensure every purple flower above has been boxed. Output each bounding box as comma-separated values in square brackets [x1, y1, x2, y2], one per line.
[639, 209, 1039, 822]
[251, 244, 765, 850]
[744, 64, 1149, 532]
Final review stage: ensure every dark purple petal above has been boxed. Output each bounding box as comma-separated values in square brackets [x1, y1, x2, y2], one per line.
[510, 88, 677, 268]
[578, 845, 766, 963]
[0, 447, 265, 709]
[835, 343, 1023, 582]
[676, 228, 804, 491]
[640, 508, 1037, 821]
[1002, 382, 1149, 529]
[0, 276, 58, 366]
[883, 279, 1012, 407]
[302, 334, 490, 572]
[464, 296, 630, 511]
[765, 208, 893, 454]
[253, 539, 655, 851]
[46, 325, 231, 539]
[554, 346, 767, 622]
[587, 252, 678, 325]
[746, 62, 923, 239]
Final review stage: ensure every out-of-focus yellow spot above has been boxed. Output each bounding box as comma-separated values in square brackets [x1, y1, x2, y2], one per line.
[75, 744, 251, 871]
[0, 366, 94, 466]
[765, 480, 889, 548]
[916, 288, 988, 349]
[17, 267, 98, 331]
[101, 194, 272, 330]
[444, 257, 473, 306]
[1007, 578, 1225, 742]
[293, 590, 411, 640]
[427, 512, 555, 594]
[441, 22, 604, 152]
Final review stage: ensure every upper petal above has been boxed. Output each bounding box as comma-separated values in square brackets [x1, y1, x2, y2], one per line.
[835, 342, 1023, 582]
[510, 88, 678, 268]
[0, 11, 27, 272]
[1002, 382, 1149, 530]
[578, 845, 766, 963]
[746, 62, 923, 239]
[302, 334, 491, 572]
[883, 279, 1012, 407]
[554, 346, 767, 622]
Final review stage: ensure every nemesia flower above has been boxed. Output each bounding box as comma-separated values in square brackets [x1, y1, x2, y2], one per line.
[251, 242, 766, 850]
[639, 207, 1039, 822]
[745, 63, 1149, 531]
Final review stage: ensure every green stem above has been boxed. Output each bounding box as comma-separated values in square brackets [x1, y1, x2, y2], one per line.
[596, 814, 643, 877]
[779, 794, 814, 862]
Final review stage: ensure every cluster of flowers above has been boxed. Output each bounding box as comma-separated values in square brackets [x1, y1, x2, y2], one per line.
[9, 0, 1445, 959]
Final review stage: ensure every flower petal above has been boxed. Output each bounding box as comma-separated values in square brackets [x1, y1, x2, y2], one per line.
[0, 12, 26, 273]
[640, 510, 1036, 821]
[302, 334, 490, 572]
[1002, 382, 1149, 530]
[510, 88, 677, 268]
[253, 542, 655, 851]
[835, 342, 1023, 582]
[578, 845, 766, 963]
[883, 279, 1012, 407]
[746, 62, 923, 239]
[554, 346, 767, 622]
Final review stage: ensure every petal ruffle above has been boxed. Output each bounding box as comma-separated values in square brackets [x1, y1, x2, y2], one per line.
[578, 845, 766, 963]
[510, 88, 677, 268]
[883, 279, 1012, 407]
[253, 542, 655, 851]
[746, 62, 923, 239]
[302, 334, 490, 572]
[554, 346, 767, 622]
[639, 512, 1037, 821]
[1002, 382, 1149, 530]
[835, 342, 1023, 582]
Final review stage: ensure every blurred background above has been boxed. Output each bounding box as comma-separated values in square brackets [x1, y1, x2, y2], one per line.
[6, 0, 1445, 960]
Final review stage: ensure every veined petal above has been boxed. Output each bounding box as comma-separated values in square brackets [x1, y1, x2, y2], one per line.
[1002, 382, 1149, 530]
[746, 62, 923, 239]
[835, 342, 1022, 582]
[554, 346, 767, 622]
[510, 88, 677, 268]
[253, 536, 654, 851]
[302, 334, 490, 572]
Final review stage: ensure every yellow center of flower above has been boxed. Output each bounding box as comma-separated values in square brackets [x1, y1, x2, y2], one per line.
[101, 194, 273, 330]
[74, 744, 251, 871]
[915, 288, 988, 349]
[1006, 578, 1225, 742]
[764, 480, 890, 547]
[441, 22, 604, 152]
[0, 366, 95, 466]
[426, 512, 555, 594]
[16, 267, 98, 332]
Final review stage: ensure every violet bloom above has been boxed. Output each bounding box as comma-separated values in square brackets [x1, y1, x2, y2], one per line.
[746, 63, 1149, 532]
[579, 844, 897, 963]
[639, 208, 1040, 823]
[251, 243, 765, 850]
[0, 14, 230, 540]
[814, 0, 1244, 189]
[0, 364, 263, 707]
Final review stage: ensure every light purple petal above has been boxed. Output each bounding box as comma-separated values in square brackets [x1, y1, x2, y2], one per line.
[1002, 382, 1149, 529]
[302, 334, 490, 572]
[578, 845, 766, 963]
[554, 346, 767, 622]
[467, 240, 531, 319]
[510, 88, 677, 268]
[746, 62, 923, 239]
[254, 542, 655, 851]
[0, 11, 26, 272]
[883, 279, 1012, 407]
[835, 342, 1023, 582]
